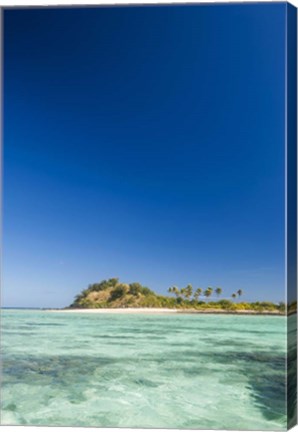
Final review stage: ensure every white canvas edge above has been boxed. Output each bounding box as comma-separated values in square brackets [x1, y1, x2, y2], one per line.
[0, 2, 297, 432]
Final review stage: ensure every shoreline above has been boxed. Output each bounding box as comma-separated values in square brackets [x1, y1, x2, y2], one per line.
[45, 307, 284, 316]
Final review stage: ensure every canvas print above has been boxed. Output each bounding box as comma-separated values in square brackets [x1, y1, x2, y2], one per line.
[1, 2, 297, 430]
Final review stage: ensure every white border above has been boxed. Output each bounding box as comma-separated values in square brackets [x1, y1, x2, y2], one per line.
[0, 2, 297, 432]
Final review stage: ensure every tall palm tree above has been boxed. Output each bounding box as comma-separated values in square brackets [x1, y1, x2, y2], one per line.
[215, 287, 222, 297]
[237, 289, 243, 298]
[173, 286, 180, 298]
[204, 287, 213, 300]
[193, 288, 203, 301]
[185, 284, 193, 300]
[168, 287, 173, 295]
[180, 288, 187, 300]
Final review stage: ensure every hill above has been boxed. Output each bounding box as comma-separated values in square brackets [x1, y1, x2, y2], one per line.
[68, 278, 285, 314]
[69, 278, 179, 309]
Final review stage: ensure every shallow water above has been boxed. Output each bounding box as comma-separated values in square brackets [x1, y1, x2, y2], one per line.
[1, 309, 287, 429]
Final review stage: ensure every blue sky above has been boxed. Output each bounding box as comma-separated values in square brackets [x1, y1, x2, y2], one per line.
[3, 4, 286, 307]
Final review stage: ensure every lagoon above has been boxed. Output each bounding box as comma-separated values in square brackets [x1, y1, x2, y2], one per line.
[1, 309, 287, 429]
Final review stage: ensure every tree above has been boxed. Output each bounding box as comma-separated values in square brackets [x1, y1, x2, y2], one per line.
[204, 287, 213, 300]
[215, 287, 222, 297]
[180, 288, 187, 300]
[193, 288, 202, 301]
[140, 286, 153, 296]
[108, 278, 119, 287]
[184, 284, 193, 300]
[218, 299, 233, 309]
[109, 285, 126, 301]
[237, 289, 243, 298]
[129, 282, 143, 295]
[278, 301, 285, 312]
[169, 286, 180, 297]
[231, 293, 237, 300]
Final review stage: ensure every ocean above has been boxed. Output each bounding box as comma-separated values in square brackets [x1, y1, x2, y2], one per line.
[1, 309, 287, 429]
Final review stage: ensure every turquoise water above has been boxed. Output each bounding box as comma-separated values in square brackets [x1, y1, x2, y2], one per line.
[1, 310, 287, 429]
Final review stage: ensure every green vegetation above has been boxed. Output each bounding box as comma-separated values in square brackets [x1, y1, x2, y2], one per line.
[215, 287, 222, 297]
[69, 278, 285, 314]
[204, 287, 213, 299]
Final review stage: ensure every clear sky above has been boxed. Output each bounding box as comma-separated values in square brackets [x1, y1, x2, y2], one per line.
[3, 3, 286, 307]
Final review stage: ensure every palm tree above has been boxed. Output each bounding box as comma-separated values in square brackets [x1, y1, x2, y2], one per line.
[237, 289, 243, 298]
[193, 288, 203, 301]
[231, 293, 237, 300]
[184, 284, 193, 300]
[204, 287, 213, 300]
[172, 286, 180, 298]
[180, 288, 187, 300]
[169, 286, 180, 298]
[215, 287, 222, 298]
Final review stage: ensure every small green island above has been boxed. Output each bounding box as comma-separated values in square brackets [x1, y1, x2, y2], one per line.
[67, 278, 291, 315]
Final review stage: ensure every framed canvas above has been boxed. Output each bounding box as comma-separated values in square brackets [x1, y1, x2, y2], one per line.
[1, 1, 297, 431]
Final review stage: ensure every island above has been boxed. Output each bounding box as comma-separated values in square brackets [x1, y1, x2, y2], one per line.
[62, 278, 291, 315]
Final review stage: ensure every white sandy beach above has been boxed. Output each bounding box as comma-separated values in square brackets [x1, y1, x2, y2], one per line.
[47, 308, 179, 314]
[46, 308, 282, 315]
